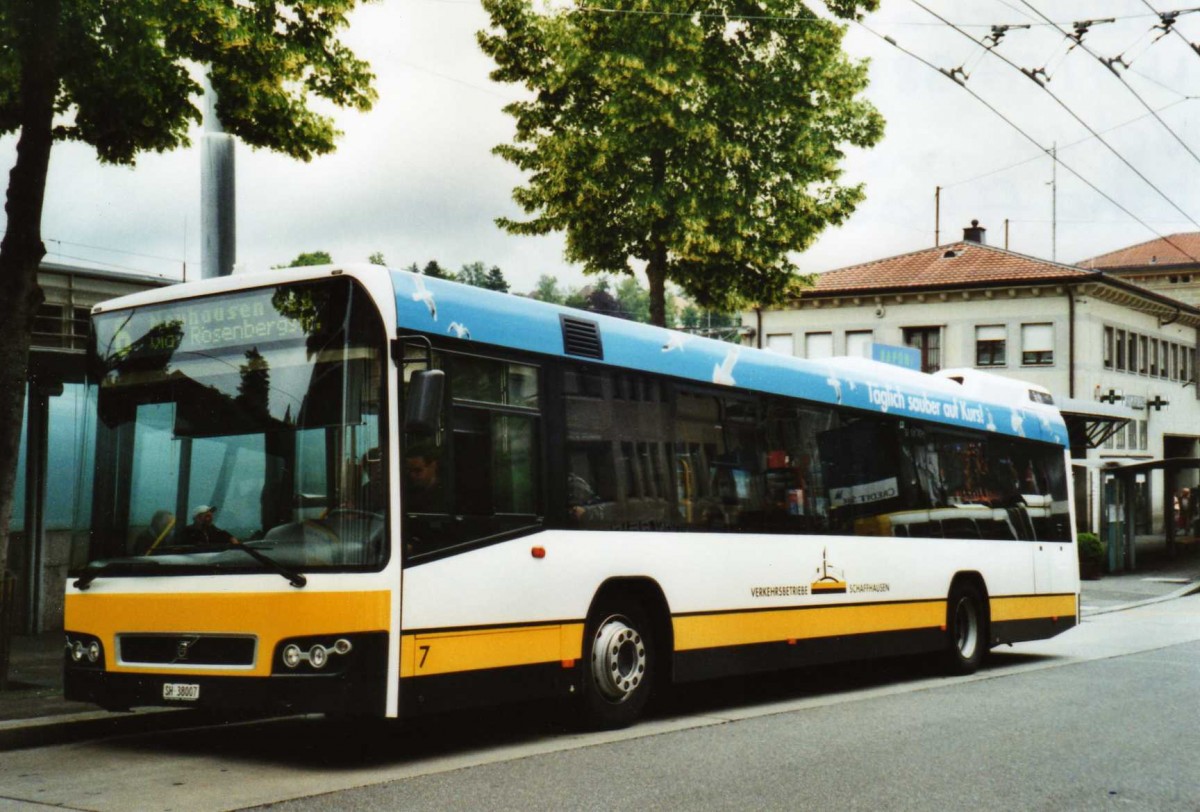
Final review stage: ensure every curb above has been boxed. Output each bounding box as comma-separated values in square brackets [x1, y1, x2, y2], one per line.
[1083, 580, 1200, 617]
[0, 707, 277, 752]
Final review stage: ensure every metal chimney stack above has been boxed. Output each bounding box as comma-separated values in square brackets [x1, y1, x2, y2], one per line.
[201, 74, 236, 279]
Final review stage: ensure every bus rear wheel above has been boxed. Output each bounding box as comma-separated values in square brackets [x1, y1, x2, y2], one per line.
[580, 600, 654, 729]
[943, 581, 986, 675]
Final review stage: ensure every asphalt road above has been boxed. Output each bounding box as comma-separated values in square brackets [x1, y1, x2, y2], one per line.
[2, 596, 1198, 811]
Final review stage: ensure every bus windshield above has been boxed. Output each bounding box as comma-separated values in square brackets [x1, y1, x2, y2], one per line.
[73, 277, 387, 577]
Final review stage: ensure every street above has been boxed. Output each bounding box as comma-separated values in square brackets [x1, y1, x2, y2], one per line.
[2, 596, 1199, 811]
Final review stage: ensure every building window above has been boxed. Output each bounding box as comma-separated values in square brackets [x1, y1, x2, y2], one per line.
[1139, 335, 1149, 374]
[765, 333, 794, 355]
[1115, 330, 1126, 371]
[1103, 326, 1113, 369]
[1140, 420, 1148, 451]
[1128, 332, 1138, 374]
[846, 330, 873, 358]
[1172, 344, 1180, 381]
[1021, 323, 1054, 366]
[805, 332, 833, 360]
[902, 326, 941, 373]
[1151, 340, 1159, 377]
[975, 325, 1006, 367]
[1161, 340, 1170, 379]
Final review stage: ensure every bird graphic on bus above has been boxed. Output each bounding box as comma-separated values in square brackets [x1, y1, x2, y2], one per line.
[812, 547, 847, 594]
[411, 275, 438, 321]
[661, 333, 689, 353]
[713, 348, 738, 385]
[825, 371, 844, 404]
[447, 321, 471, 339]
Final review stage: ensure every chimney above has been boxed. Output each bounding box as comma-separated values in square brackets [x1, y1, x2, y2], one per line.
[963, 219, 986, 245]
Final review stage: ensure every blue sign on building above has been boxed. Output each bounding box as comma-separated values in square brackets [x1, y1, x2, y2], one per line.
[871, 342, 921, 371]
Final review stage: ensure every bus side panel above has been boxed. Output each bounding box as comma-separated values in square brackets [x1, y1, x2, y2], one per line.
[397, 530, 1077, 710]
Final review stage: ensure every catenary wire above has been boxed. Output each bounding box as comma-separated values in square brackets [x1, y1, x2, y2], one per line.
[909, 0, 1200, 235]
[1018, 0, 1200, 171]
[859, 22, 1200, 264]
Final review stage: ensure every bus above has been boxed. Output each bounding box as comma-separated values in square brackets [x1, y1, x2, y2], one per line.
[65, 265, 1079, 729]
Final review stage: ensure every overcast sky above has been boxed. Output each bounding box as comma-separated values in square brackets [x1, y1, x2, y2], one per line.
[2, 0, 1199, 294]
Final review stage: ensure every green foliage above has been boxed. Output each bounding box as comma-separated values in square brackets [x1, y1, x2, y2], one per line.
[0, 0, 377, 164]
[484, 265, 510, 293]
[479, 0, 884, 325]
[368, 252, 387, 266]
[1077, 533, 1105, 564]
[422, 260, 451, 280]
[532, 274, 565, 304]
[458, 261, 489, 288]
[278, 250, 333, 268]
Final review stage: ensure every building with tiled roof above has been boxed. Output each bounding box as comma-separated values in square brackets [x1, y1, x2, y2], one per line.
[746, 221, 1200, 548]
[1078, 233, 1200, 308]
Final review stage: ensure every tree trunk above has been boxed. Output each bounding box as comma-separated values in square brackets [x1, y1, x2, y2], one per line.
[0, 0, 60, 688]
[647, 148, 668, 327]
[646, 245, 668, 328]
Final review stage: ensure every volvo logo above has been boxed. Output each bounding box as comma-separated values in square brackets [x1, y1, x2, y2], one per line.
[174, 636, 199, 662]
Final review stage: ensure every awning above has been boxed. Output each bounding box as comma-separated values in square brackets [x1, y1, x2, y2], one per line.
[1056, 396, 1137, 449]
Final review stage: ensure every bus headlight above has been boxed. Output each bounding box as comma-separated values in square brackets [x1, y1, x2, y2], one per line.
[64, 632, 105, 669]
[275, 636, 354, 673]
[282, 644, 303, 669]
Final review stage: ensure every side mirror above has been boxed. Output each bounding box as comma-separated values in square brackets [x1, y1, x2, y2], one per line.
[405, 369, 444, 435]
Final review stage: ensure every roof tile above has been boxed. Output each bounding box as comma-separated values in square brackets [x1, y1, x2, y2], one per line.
[1077, 233, 1200, 269]
[809, 242, 1092, 295]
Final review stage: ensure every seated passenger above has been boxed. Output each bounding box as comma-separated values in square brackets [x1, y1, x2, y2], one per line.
[182, 504, 240, 548]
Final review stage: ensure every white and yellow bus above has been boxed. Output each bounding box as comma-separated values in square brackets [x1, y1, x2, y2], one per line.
[65, 265, 1079, 728]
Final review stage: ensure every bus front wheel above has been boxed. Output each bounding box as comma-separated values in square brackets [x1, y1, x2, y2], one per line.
[580, 599, 654, 729]
[943, 581, 986, 675]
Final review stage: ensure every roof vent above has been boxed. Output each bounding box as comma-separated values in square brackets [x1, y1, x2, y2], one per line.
[560, 315, 604, 359]
[963, 219, 986, 244]
[943, 249, 961, 258]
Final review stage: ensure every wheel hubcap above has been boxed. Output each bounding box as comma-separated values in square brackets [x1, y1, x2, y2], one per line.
[591, 616, 647, 702]
[955, 598, 979, 659]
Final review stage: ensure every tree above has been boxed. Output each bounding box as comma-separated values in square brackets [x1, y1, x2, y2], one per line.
[368, 252, 387, 266]
[479, 0, 884, 326]
[531, 274, 565, 304]
[614, 275, 650, 324]
[0, 0, 375, 684]
[484, 265, 510, 293]
[458, 261, 489, 288]
[277, 250, 333, 268]
[422, 260, 451, 280]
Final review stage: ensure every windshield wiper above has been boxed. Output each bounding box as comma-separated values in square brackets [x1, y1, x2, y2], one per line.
[73, 560, 161, 591]
[229, 543, 307, 588]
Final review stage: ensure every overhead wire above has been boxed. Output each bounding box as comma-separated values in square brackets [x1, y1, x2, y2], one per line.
[1017, 0, 1200, 171]
[942, 98, 1192, 189]
[908, 0, 1200, 236]
[1138, 0, 1200, 59]
[858, 22, 1200, 264]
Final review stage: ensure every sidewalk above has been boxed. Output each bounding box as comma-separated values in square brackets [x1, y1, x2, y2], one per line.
[2, 541, 1198, 750]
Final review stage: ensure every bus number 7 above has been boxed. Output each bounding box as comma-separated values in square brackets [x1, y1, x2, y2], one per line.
[418, 645, 431, 668]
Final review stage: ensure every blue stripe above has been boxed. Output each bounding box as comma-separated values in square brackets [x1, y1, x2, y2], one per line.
[391, 270, 1069, 447]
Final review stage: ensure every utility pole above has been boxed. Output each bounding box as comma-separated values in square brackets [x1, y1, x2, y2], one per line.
[201, 72, 236, 279]
[1049, 143, 1057, 262]
[934, 186, 941, 246]
[1005, 218, 1010, 250]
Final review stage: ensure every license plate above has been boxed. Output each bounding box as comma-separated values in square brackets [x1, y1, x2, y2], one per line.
[162, 682, 200, 701]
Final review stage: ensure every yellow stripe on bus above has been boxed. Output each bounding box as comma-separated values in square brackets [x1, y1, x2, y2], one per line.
[673, 601, 946, 651]
[64, 590, 390, 678]
[400, 624, 586, 678]
[990, 594, 1077, 622]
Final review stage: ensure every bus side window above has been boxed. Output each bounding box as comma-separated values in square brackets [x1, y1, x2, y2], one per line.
[564, 368, 671, 530]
